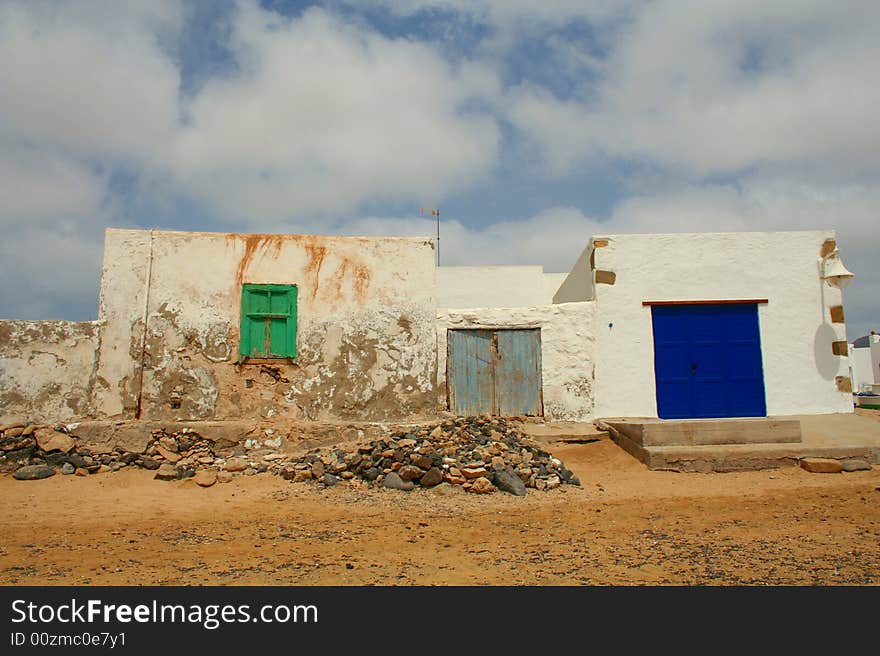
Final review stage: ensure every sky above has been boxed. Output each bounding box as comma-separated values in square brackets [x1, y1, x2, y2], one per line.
[1, 0, 878, 339]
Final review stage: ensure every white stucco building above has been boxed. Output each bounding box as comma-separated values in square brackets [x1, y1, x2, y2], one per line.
[850, 333, 880, 394]
[0, 228, 856, 425]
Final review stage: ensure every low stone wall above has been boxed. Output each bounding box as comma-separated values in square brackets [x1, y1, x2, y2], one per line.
[0, 320, 100, 423]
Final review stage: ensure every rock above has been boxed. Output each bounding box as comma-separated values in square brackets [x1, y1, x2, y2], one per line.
[494, 468, 527, 496]
[381, 472, 414, 491]
[490, 456, 507, 471]
[13, 465, 56, 480]
[430, 426, 443, 438]
[398, 464, 426, 481]
[34, 429, 75, 454]
[156, 445, 180, 463]
[194, 470, 217, 487]
[322, 473, 338, 486]
[1, 446, 36, 462]
[800, 458, 843, 474]
[154, 463, 179, 481]
[61, 462, 75, 475]
[468, 477, 495, 494]
[0, 436, 36, 451]
[568, 475, 581, 486]
[96, 464, 112, 474]
[224, 457, 248, 472]
[410, 453, 434, 469]
[75, 467, 89, 477]
[461, 466, 488, 479]
[139, 458, 160, 470]
[44, 452, 68, 467]
[842, 459, 872, 472]
[216, 471, 234, 484]
[293, 469, 312, 482]
[419, 467, 443, 487]
[546, 475, 561, 490]
[3, 427, 25, 438]
[311, 460, 325, 479]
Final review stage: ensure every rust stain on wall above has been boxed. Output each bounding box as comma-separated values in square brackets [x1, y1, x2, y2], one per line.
[227, 234, 286, 283]
[304, 242, 327, 300]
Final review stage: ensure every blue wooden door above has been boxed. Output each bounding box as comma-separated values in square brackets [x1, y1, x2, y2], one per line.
[448, 329, 543, 416]
[651, 304, 766, 419]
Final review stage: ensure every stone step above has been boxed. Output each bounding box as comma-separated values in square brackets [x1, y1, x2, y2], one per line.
[602, 417, 802, 447]
[520, 421, 608, 444]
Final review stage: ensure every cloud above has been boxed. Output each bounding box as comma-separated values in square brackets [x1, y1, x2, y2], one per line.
[506, 0, 880, 180]
[163, 2, 501, 221]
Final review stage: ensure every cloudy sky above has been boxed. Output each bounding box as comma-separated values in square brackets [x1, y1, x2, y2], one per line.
[1, 0, 877, 338]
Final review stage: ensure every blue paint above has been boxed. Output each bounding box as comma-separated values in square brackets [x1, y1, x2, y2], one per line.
[651, 304, 767, 419]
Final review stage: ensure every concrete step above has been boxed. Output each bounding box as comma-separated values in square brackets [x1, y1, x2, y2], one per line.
[602, 417, 802, 447]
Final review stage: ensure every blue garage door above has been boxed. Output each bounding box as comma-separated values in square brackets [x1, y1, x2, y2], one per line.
[651, 303, 767, 419]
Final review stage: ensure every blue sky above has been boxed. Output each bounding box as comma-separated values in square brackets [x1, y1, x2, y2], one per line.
[1, 0, 878, 338]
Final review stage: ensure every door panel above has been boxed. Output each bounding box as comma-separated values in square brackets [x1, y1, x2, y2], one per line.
[495, 329, 543, 416]
[652, 304, 766, 419]
[448, 329, 543, 416]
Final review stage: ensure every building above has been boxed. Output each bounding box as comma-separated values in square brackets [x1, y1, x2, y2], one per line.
[0, 228, 855, 425]
[850, 333, 880, 394]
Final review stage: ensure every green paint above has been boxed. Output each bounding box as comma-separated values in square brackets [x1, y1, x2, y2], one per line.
[239, 284, 297, 358]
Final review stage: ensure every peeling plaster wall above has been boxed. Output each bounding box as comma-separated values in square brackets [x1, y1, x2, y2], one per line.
[437, 302, 597, 421]
[95, 229, 439, 422]
[591, 231, 854, 418]
[0, 320, 100, 423]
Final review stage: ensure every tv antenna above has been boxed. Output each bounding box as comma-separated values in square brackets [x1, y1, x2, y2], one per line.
[420, 207, 440, 266]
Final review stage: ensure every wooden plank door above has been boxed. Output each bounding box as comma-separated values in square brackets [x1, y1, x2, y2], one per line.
[448, 329, 543, 416]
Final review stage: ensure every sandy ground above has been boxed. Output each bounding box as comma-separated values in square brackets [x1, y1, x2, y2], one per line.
[2, 430, 879, 587]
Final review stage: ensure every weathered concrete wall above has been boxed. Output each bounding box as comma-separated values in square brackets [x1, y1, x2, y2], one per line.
[437, 302, 597, 421]
[95, 229, 439, 422]
[437, 266, 550, 308]
[591, 231, 854, 418]
[0, 320, 100, 423]
[553, 244, 594, 303]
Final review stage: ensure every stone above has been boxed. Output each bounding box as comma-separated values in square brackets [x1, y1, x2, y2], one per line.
[4, 427, 25, 438]
[381, 472, 414, 491]
[494, 468, 527, 496]
[224, 457, 248, 472]
[154, 463, 179, 481]
[217, 471, 234, 484]
[311, 460, 325, 478]
[1, 446, 36, 462]
[139, 458, 160, 470]
[34, 429, 75, 454]
[0, 436, 36, 451]
[841, 459, 872, 472]
[800, 458, 843, 474]
[410, 453, 434, 470]
[419, 467, 443, 487]
[293, 469, 312, 482]
[362, 467, 380, 482]
[156, 445, 180, 463]
[568, 475, 581, 486]
[194, 470, 217, 487]
[322, 473, 338, 486]
[546, 475, 561, 490]
[75, 467, 89, 477]
[44, 452, 68, 467]
[468, 477, 495, 494]
[61, 462, 75, 475]
[13, 464, 56, 480]
[490, 456, 506, 471]
[445, 473, 467, 485]
[96, 464, 112, 474]
[398, 464, 426, 481]
[461, 466, 488, 480]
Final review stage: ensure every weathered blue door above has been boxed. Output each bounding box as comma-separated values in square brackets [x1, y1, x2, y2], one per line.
[448, 329, 543, 416]
[651, 304, 766, 419]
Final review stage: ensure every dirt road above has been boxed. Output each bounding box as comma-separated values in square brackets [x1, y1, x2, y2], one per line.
[2, 437, 878, 586]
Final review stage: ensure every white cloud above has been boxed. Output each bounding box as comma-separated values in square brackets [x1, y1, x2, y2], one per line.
[507, 0, 880, 180]
[164, 2, 501, 221]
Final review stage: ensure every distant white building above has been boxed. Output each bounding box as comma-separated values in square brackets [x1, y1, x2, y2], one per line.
[850, 333, 880, 393]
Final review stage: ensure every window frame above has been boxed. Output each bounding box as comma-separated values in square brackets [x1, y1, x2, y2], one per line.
[238, 283, 298, 361]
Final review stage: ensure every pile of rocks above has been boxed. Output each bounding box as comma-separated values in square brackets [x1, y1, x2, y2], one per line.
[280, 416, 580, 496]
[0, 423, 121, 479]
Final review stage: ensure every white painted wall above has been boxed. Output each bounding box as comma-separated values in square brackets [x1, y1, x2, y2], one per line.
[437, 266, 550, 308]
[542, 273, 568, 305]
[590, 231, 853, 418]
[437, 302, 597, 421]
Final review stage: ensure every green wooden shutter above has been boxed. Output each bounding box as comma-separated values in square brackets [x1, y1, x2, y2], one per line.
[240, 284, 297, 358]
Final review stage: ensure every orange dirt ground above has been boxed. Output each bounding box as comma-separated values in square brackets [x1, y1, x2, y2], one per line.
[2, 419, 879, 586]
